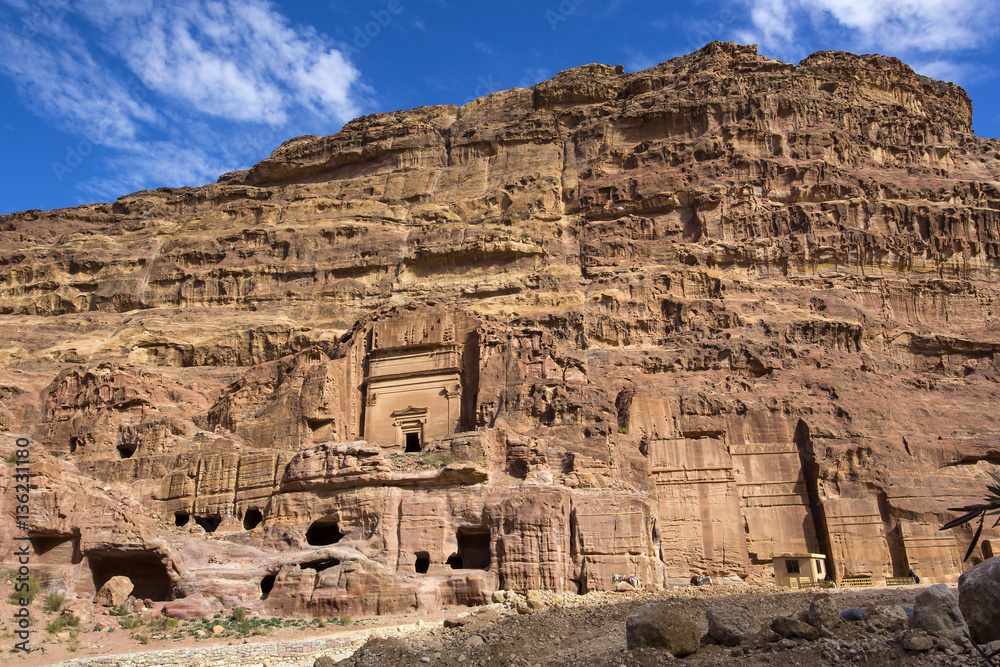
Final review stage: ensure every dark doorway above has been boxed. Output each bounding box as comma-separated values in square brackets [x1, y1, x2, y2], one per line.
[446, 553, 463, 569]
[243, 508, 262, 531]
[415, 552, 430, 574]
[30, 535, 82, 565]
[194, 515, 222, 533]
[456, 528, 491, 570]
[87, 550, 173, 601]
[69, 437, 82, 454]
[260, 574, 275, 600]
[306, 520, 344, 546]
[405, 432, 421, 453]
[174, 511, 190, 527]
[117, 441, 137, 459]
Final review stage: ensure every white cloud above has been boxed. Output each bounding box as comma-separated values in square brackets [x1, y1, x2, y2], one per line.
[0, 0, 363, 202]
[78, 0, 360, 125]
[741, 0, 998, 57]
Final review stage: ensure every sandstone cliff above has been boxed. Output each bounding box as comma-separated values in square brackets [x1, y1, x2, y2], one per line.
[1, 42, 999, 614]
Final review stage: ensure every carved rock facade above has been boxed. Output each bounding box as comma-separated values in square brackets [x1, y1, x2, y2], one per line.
[1, 42, 999, 614]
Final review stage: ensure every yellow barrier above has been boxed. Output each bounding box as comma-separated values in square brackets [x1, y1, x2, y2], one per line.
[839, 576, 876, 588]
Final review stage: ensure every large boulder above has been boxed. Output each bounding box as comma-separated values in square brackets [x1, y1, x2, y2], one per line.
[863, 605, 908, 632]
[94, 576, 134, 607]
[910, 584, 969, 641]
[959, 556, 1000, 643]
[626, 603, 699, 656]
[706, 602, 755, 646]
[771, 615, 820, 641]
[807, 594, 841, 630]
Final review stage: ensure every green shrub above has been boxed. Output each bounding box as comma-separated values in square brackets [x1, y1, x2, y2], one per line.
[337, 614, 351, 626]
[43, 593, 65, 613]
[3, 453, 18, 466]
[618, 427, 628, 434]
[131, 631, 149, 644]
[230, 607, 247, 622]
[45, 613, 80, 634]
[119, 616, 144, 630]
[109, 604, 129, 617]
[7, 577, 40, 605]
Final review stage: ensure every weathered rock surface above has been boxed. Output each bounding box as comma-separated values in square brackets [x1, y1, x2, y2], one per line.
[706, 602, 755, 645]
[771, 615, 820, 641]
[958, 556, 1000, 643]
[0, 41, 999, 615]
[910, 584, 969, 640]
[808, 593, 841, 630]
[94, 575, 134, 607]
[626, 602, 699, 656]
[863, 604, 908, 632]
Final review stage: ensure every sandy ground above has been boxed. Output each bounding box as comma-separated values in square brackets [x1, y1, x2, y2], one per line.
[0, 581, 983, 667]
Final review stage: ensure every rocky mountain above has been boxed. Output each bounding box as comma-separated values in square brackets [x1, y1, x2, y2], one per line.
[1, 41, 999, 615]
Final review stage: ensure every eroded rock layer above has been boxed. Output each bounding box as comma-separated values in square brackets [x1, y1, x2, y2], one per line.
[1, 42, 999, 613]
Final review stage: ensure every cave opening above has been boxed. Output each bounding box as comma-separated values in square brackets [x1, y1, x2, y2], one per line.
[194, 515, 222, 533]
[446, 553, 463, 569]
[174, 511, 190, 527]
[795, 419, 834, 579]
[69, 437, 82, 454]
[243, 508, 263, 531]
[87, 550, 173, 601]
[30, 534, 82, 565]
[404, 432, 421, 453]
[453, 528, 491, 570]
[260, 574, 275, 600]
[415, 552, 430, 574]
[306, 520, 344, 546]
[117, 441, 137, 459]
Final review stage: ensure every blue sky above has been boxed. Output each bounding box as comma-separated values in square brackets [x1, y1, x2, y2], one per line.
[1, 0, 997, 215]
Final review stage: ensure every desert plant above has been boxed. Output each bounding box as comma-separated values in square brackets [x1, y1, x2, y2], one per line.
[118, 616, 144, 630]
[108, 604, 129, 616]
[230, 607, 247, 622]
[130, 631, 149, 644]
[337, 614, 351, 626]
[941, 471, 1000, 561]
[7, 577, 41, 605]
[43, 593, 65, 613]
[45, 612, 80, 634]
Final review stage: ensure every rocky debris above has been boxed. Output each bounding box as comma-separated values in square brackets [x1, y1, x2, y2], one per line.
[902, 628, 937, 651]
[910, 583, 969, 641]
[706, 602, 755, 646]
[625, 602, 699, 656]
[841, 608, 865, 622]
[162, 594, 226, 619]
[313, 657, 336, 667]
[94, 576, 134, 607]
[771, 615, 820, 641]
[862, 604, 909, 633]
[958, 555, 1000, 643]
[807, 593, 840, 631]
